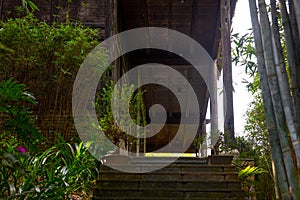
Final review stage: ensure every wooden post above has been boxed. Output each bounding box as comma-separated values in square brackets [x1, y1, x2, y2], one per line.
[105, 0, 114, 38]
[105, 0, 119, 82]
[221, 0, 235, 140]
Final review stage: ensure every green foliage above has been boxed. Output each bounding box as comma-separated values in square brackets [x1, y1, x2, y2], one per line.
[0, 79, 99, 199]
[0, 12, 103, 200]
[0, 14, 100, 137]
[215, 130, 255, 157]
[0, 133, 99, 199]
[243, 92, 275, 199]
[96, 80, 147, 150]
[238, 165, 267, 180]
[0, 14, 98, 81]
[215, 130, 238, 153]
[236, 164, 269, 199]
[232, 29, 276, 199]
[232, 31, 260, 93]
[22, 0, 39, 14]
[96, 81, 124, 144]
[193, 135, 205, 148]
[232, 31, 257, 76]
[0, 78, 41, 152]
[232, 29, 272, 171]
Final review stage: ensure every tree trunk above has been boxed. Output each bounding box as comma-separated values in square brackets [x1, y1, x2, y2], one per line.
[248, 1, 291, 199]
[257, 0, 300, 198]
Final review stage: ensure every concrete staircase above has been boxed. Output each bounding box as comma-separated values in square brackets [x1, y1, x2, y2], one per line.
[93, 157, 245, 200]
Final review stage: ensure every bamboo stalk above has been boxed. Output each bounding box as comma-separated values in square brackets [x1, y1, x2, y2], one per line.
[258, 0, 300, 198]
[248, 0, 291, 199]
[291, 0, 300, 39]
[271, 0, 300, 169]
[279, 0, 300, 139]
[288, 0, 300, 93]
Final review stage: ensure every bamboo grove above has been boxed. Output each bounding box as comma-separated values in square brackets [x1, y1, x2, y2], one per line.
[248, 0, 300, 199]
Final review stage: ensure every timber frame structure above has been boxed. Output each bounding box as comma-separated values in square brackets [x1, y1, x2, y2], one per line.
[0, 0, 237, 154]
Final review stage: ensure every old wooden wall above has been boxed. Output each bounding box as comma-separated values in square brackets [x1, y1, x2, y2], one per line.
[0, 0, 107, 39]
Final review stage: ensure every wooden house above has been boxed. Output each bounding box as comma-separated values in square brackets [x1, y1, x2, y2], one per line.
[0, 0, 236, 154]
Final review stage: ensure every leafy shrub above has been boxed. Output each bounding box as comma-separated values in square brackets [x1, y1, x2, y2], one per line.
[0, 79, 99, 199]
[0, 78, 41, 152]
[0, 14, 100, 139]
[0, 133, 99, 199]
[237, 165, 268, 199]
[96, 80, 147, 152]
[238, 165, 267, 180]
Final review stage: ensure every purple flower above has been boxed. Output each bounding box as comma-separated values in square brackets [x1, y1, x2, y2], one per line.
[17, 146, 26, 154]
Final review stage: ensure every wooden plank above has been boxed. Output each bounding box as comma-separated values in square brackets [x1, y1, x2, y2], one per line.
[171, 5, 193, 13]
[147, 5, 169, 12]
[146, 0, 168, 6]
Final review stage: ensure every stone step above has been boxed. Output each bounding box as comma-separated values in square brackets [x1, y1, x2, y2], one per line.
[130, 157, 207, 165]
[93, 189, 245, 199]
[96, 180, 242, 190]
[93, 197, 243, 200]
[93, 156, 245, 200]
[99, 171, 239, 182]
[100, 164, 237, 173]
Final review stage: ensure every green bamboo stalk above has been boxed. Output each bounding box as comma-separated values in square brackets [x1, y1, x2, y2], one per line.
[288, 0, 300, 91]
[279, 0, 300, 139]
[272, 0, 300, 169]
[248, 0, 291, 199]
[258, 0, 300, 198]
[249, 0, 292, 199]
[291, 0, 300, 39]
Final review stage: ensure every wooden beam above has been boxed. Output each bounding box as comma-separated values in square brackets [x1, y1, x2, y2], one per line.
[167, 0, 173, 55]
[105, 0, 119, 81]
[0, 0, 3, 20]
[140, 0, 151, 55]
[189, 0, 198, 38]
[105, 0, 116, 38]
[211, 1, 221, 60]
[141, 0, 149, 26]
[168, 0, 172, 28]
[221, 0, 235, 140]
